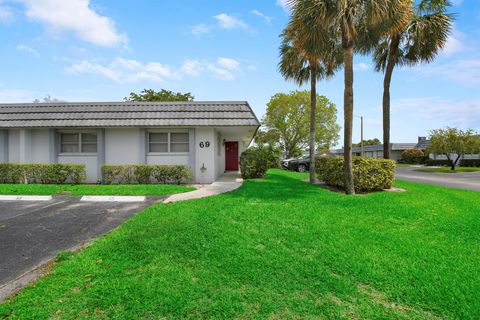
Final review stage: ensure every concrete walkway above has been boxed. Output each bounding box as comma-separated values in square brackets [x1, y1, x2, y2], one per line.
[164, 172, 243, 203]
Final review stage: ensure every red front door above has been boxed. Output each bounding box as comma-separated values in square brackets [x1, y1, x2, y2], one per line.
[225, 141, 239, 171]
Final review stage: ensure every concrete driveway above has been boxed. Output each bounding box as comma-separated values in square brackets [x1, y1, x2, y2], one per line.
[0, 196, 161, 299]
[396, 166, 480, 191]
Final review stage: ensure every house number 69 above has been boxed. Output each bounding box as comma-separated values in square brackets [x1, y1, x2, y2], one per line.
[199, 141, 210, 148]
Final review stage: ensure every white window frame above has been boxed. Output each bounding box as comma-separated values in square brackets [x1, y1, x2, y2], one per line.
[59, 131, 98, 155]
[148, 130, 189, 155]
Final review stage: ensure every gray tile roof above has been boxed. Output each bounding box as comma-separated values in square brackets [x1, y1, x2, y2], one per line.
[0, 101, 260, 128]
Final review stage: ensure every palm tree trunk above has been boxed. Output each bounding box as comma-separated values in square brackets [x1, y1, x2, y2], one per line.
[343, 44, 355, 195]
[309, 64, 317, 183]
[382, 35, 400, 159]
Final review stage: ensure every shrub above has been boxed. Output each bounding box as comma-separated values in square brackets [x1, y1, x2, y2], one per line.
[401, 149, 425, 164]
[459, 159, 480, 167]
[240, 147, 268, 179]
[102, 165, 192, 184]
[316, 157, 396, 193]
[424, 159, 452, 167]
[0, 163, 85, 184]
[259, 145, 282, 168]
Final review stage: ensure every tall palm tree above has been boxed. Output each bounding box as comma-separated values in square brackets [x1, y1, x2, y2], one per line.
[289, 0, 410, 194]
[279, 20, 342, 183]
[374, 0, 452, 159]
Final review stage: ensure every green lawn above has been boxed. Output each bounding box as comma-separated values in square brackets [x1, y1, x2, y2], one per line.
[1, 169, 479, 319]
[0, 184, 194, 196]
[414, 166, 480, 173]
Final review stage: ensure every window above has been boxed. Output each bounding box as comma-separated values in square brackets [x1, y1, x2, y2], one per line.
[60, 132, 97, 153]
[149, 132, 189, 153]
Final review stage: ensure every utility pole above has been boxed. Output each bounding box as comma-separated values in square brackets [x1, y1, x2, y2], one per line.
[360, 116, 364, 157]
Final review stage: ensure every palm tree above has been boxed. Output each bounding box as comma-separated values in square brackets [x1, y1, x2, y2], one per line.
[289, 0, 410, 194]
[374, 0, 452, 159]
[279, 20, 341, 183]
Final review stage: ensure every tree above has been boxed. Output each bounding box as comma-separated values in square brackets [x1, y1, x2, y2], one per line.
[353, 138, 381, 147]
[262, 91, 340, 160]
[289, 0, 410, 194]
[125, 89, 194, 102]
[427, 128, 480, 170]
[374, 0, 452, 159]
[33, 95, 64, 103]
[279, 18, 342, 183]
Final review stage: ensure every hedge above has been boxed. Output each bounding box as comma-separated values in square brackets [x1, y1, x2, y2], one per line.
[240, 147, 268, 179]
[401, 149, 426, 164]
[425, 159, 452, 167]
[102, 165, 192, 184]
[459, 159, 480, 167]
[0, 163, 86, 184]
[316, 157, 396, 193]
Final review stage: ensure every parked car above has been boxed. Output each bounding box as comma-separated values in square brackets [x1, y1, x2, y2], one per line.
[287, 156, 310, 172]
[285, 154, 336, 172]
[281, 157, 296, 169]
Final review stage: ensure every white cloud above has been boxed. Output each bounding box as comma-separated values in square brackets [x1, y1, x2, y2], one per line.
[180, 60, 205, 76]
[250, 9, 272, 24]
[354, 63, 370, 71]
[67, 57, 245, 83]
[419, 59, 480, 85]
[190, 24, 212, 38]
[392, 97, 480, 128]
[0, 87, 34, 102]
[180, 57, 242, 81]
[276, 0, 290, 12]
[16, 44, 39, 57]
[217, 57, 240, 71]
[213, 13, 248, 30]
[66, 58, 176, 83]
[442, 29, 469, 55]
[0, 5, 14, 24]
[17, 0, 127, 47]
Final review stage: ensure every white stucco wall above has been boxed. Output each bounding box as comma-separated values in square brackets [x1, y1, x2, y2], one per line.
[195, 128, 216, 183]
[8, 129, 20, 162]
[147, 155, 190, 165]
[105, 128, 142, 164]
[0, 130, 8, 162]
[58, 155, 98, 183]
[1, 126, 254, 184]
[31, 129, 51, 163]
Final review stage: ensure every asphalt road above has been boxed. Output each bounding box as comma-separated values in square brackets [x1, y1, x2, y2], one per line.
[0, 196, 161, 297]
[396, 166, 480, 191]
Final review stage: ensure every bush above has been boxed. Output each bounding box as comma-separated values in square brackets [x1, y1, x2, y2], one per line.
[260, 145, 282, 168]
[240, 147, 268, 179]
[424, 159, 452, 167]
[401, 149, 425, 164]
[102, 165, 192, 184]
[0, 163, 85, 184]
[316, 157, 396, 193]
[459, 159, 480, 167]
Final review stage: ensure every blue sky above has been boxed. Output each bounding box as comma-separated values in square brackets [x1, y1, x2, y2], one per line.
[0, 0, 479, 146]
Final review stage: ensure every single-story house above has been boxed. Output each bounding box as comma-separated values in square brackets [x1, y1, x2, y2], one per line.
[415, 136, 480, 161]
[0, 101, 260, 183]
[333, 143, 417, 161]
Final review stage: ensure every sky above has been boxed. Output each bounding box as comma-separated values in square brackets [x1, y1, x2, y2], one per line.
[0, 0, 479, 147]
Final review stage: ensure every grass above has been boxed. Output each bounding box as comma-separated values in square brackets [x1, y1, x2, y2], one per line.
[1, 169, 480, 319]
[414, 166, 480, 173]
[0, 183, 194, 196]
[394, 163, 414, 167]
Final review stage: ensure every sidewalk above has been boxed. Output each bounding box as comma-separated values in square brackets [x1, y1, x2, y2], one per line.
[163, 172, 243, 203]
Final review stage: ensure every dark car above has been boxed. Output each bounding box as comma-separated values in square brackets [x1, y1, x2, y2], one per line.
[287, 156, 310, 172]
